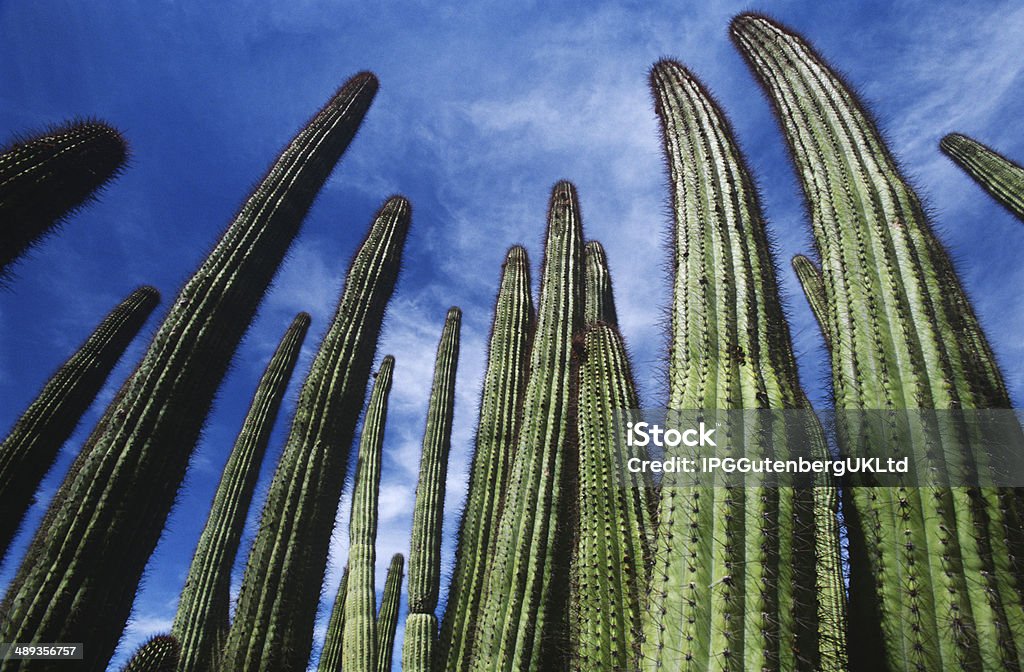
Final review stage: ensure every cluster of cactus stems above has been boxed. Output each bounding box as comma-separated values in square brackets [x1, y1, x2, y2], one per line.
[2, 12, 1023, 672]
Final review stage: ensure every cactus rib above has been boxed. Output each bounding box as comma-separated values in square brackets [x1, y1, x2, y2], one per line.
[941, 133, 1024, 223]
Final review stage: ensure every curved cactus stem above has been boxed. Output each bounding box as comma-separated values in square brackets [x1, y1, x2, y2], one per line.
[0, 120, 128, 278]
[403, 307, 462, 672]
[571, 324, 651, 671]
[0, 72, 378, 672]
[471, 181, 584, 672]
[792, 254, 831, 348]
[0, 285, 159, 559]
[222, 195, 409, 672]
[437, 246, 534, 671]
[583, 240, 618, 327]
[732, 14, 1024, 670]
[318, 566, 349, 672]
[120, 635, 180, 672]
[171, 313, 310, 672]
[941, 133, 1024, 223]
[341, 355, 396, 672]
[376, 553, 405, 672]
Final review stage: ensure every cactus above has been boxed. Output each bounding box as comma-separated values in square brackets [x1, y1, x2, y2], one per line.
[732, 14, 1023, 670]
[436, 246, 534, 671]
[120, 635, 180, 672]
[0, 72, 378, 671]
[583, 240, 618, 327]
[791, 255, 830, 349]
[402, 307, 462, 672]
[318, 566, 349, 672]
[0, 285, 159, 559]
[222, 195, 409, 672]
[171, 313, 310, 672]
[0, 120, 128, 278]
[941, 132, 1024, 223]
[571, 323, 651, 671]
[376, 553, 405, 672]
[470, 181, 584, 672]
[641, 59, 846, 670]
[341, 355, 395, 672]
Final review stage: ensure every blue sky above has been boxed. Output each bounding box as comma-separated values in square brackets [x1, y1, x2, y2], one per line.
[1, 1, 1022, 669]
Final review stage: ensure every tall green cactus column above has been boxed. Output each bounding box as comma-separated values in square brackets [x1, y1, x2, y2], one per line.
[171, 313, 310, 672]
[223, 196, 409, 672]
[377, 553, 405, 672]
[641, 59, 846, 671]
[583, 240, 618, 327]
[437, 246, 534, 671]
[733, 14, 1023, 670]
[470, 181, 584, 672]
[0, 285, 159, 559]
[941, 133, 1024, 223]
[0, 71, 379, 672]
[403, 307, 462, 672]
[318, 566, 349, 672]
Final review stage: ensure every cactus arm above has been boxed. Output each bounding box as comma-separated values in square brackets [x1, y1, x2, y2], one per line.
[792, 254, 831, 348]
[318, 566, 349, 672]
[0, 72, 378, 672]
[222, 196, 409, 672]
[119, 635, 180, 672]
[0, 285, 158, 559]
[0, 120, 128, 278]
[471, 181, 583, 672]
[376, 553, 404, 672]
[171, 313, 310, 672]
[941, 133, 1024, 223]
[341, 355, 396, 672]
[402, 307, 462, 672]
[583, 240, 618, 327]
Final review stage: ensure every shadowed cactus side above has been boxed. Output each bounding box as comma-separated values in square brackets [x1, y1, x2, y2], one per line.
[941, 132, 1024, 223]
[318, 566, 349, 672]
[0, 285, 159, 560]
[171, 313, 310, 672]
[377, 553, 405, 672]
[121, 635, 180, 672]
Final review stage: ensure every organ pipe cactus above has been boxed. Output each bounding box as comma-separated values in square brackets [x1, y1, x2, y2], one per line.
[470, 181, 584, 672]
[437, 246, 534, 671]
[941, 132, 1024, 223]
[0, 285, 159, 559]
[732, 14, 1023, 670]
[318, 566, 349, 672]
[642, 58, 846, 670]
[377, 553, 405, 672]
[342, 356, 396, 672]
[171, 313, 310, 672]
[0, 120, 128, 278]
[583, 240, 618, 327]
[0, 71, 378, 672]
[223, 195, 409, 672]
[571, 323, 651, 671]
[120, 635, 180, 672]
[403, 307, 462, 672]
[791, 255, 830, 349]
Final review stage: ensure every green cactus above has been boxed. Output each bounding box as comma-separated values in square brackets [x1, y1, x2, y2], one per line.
[571, 323, 651, 671]
[120, 635, 180, 672]
[641, 58, 846, 670]
[341, 355, 396, 672]
[171, 313, 310, 672]
[437, 246, 534, 671]
[732, 14, 1023, 670]
[0, 120, 128, 278]
[223, 195, 409, 672]
[376, 553, 405, 672]
[941, 133, 1024, 223]
[402, 307, 462, 672]
[470, 181, 583, 672]
[583, 240, 618, 327]
[791, 255, 830, 349]
[318, 566, 349, 672]
[0, 285, 159, 559]
[0, 72, 378, 672]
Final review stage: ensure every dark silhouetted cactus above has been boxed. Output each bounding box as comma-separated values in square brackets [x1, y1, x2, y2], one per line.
[583, 240, 618, 327]
[0, 120, 128, 278]
[318, 566, 349, 672]
[120, 635, 180, 672]
[403, 307, 462, 672]
[171, 313, 310, 672]
[223, 195, 409, 672]
[941, 132, 1024, 223]
[437, 246, 533, 671]
[0, 285, 158, 559]
[377, 553, 405, 672]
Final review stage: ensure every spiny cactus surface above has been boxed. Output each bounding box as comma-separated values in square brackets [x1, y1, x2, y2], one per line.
[318, 566, 349, 672]
[941, 132, 1024, 223]
[120, 635, 180, 672]
[376, 553, 405, 672]
[582, 240, 618, 327]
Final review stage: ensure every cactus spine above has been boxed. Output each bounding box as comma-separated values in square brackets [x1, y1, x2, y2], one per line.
[121, 635, 180, 672]
[402, 307, 462, 672]
[223, 195, 409, 672]
[376, 553, 405, 672]
[0, 72, 378, 672]
[437, 246, 534, 671]
[342, 355, 396, 672]
[318, 566, 349, 672]
[583, 240, 618, 327]
[0, 120, 128, 278]
[171, 313, 310, 672]
[733, 14, 1022, 670]
[0, 285, 159, 559]
[571, 323, 651, 670]
[642, 59, 846, 670]
[791, 254, 831, 348]
[941, 133, 1024, 223]
[470, 181, 584, 672]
